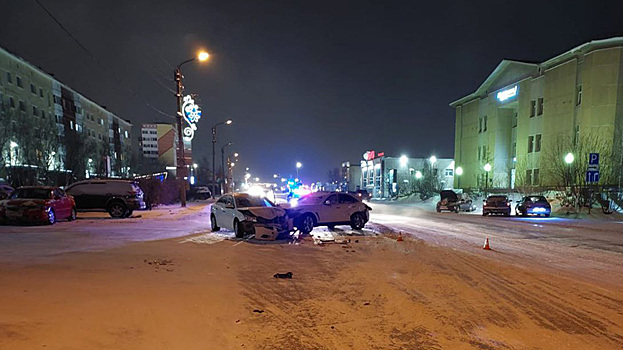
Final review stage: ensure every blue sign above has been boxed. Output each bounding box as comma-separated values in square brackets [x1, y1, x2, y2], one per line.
[588, 153, 599, 165]
[586, 170, 600, 183]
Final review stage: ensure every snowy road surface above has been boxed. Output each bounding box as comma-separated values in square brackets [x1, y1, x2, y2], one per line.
[369, 202, 623, 287]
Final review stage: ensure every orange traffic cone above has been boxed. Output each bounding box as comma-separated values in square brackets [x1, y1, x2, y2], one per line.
[483, 237, 491, 250]
[397, 232, 404, 242]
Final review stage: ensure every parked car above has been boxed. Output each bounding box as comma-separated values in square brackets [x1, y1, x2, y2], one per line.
[194, 186, 212, 200]
[0, 186, 76, 224]
[66, 179, 146, 218]
[211, 193, 290, 240]
[482, 195, 512, 216]
[350, 189, 372, 201]
[515, 195, 551, 217]
[436, 190, 476, 213]
[284, 191, 371, 234]
[0, 183, 14, 199]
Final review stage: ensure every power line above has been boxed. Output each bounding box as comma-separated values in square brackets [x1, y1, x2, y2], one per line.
[33, 0, 175, 120]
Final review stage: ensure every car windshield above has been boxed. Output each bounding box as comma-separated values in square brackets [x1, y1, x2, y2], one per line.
[235, 195, 273, 208]
[11, 188, 51, 200]
[526, 196, 547, 202]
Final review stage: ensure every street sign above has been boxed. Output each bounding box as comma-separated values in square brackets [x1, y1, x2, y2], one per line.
[586, 170, 600, 183]
[588, 153, 600, 165]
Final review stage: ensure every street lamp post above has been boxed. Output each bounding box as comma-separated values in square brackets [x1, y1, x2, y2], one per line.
[212, 119, 232, 196]
[455, 166, 463, 189]
[175, 51, 209, 207]
[483, 163, 492, 196]
[220, 142, 233, 194]
[296, 162, 302, 179]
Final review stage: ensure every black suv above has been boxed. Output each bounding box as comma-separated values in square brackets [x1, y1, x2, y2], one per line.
[482, 195, 512, 217]
[66, 180, 146, 218]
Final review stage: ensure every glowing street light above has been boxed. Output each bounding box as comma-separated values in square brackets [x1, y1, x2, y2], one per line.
[483, 163, 492, 195]
[455, 166, 463, 176]
[193, 163, 198, 169]
[415, 171, 422, 179]
[429, 155, 437, 164]
[483, 163, 492, 172]
[9, 141, 18, 149]
[565, 153, 575, 164]
[296, 161, 302, 178]
[175, 50, 210, 207]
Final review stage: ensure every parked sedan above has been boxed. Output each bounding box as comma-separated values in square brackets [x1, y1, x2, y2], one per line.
[436, 190, 476, 213]
[515, 195, 551, 217]
[0, 186, 76, 224]
[482, 195, 512, 217]
[210, 193, 290, 239]
[283, 191, 371, 234]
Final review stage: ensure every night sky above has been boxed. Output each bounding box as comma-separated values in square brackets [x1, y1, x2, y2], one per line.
[1, 0, 622, 182]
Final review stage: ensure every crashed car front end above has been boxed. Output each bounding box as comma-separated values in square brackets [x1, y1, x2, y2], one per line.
[238, 208, 292, 240]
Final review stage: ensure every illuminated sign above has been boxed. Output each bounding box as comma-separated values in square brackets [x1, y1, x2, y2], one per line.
[496, 86, 518, 102]
[182, 95, 202, 142]
[362, 150, 385, 161]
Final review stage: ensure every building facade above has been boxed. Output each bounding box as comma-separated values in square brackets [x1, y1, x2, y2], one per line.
[340, 161, 362, 192]
[139, 123, 178, 170]
[451, 37, 623, 191]
[359, 151, 455, 199]
[0, 45, 132, 182]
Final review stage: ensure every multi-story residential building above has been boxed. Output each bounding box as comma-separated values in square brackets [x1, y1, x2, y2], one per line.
[451, 37, 623, 191]
[359, 150, 454, 199]
[339, 161, 361, 192]
[138, 123, 178, 170]
[0, 45, 132, 183]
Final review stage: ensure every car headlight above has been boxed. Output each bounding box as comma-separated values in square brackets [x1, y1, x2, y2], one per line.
[243, 215, 257, 223]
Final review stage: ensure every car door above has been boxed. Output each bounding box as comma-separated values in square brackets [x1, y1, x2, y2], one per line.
[316, 194, 342, 223]
[57, 189, 73, 218]
[215, 195, 236, 229]
[50, 189, 66, 218]
[339, 194, 360, 220]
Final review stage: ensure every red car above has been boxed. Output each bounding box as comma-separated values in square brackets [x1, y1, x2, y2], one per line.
[0, 186, 77, 225]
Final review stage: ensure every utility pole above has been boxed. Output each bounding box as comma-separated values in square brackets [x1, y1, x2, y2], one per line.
[174, 66, 187, 207]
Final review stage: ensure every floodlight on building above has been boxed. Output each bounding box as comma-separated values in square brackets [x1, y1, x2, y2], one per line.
[484, 163, 492, 172]
[455, 166, 463, 176]
[399, 155, 408, 167]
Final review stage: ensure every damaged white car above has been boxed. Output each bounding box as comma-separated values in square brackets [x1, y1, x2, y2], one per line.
[210, 193, 291, 240]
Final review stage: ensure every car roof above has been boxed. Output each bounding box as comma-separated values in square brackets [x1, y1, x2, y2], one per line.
[16, 186, 57, 190]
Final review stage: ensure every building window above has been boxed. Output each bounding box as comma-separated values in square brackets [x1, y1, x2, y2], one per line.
[526, 169, 532, 185]
[124, 130, 129, 138]
[444, 169, 454, 176]
[39, 88, 44, 98]
[530, 100, 536, 117]
[16, 76, 23, 88]
[483, 115, 487, 132]
[535, 134, 542, 152]
[30, 84, 36, 94]
[533, 169, 540, 185]
[32, 106, 39, 116]
[528, 135, 534, 153]
[512, 112, 518, 128]
[18, 100, 26, 112]
[537, 98, 544, 116]
[6, 72, 12, 84]
[9, 96, 15, 108]
[41, 110, 46, 119]
[478, 117, 482, 133]
[576, 85, 582, 106]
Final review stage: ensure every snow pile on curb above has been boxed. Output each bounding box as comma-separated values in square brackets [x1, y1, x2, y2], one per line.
[181, 232, 234, 245]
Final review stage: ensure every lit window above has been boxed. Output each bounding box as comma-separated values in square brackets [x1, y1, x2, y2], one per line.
[444, 169, 454, 176]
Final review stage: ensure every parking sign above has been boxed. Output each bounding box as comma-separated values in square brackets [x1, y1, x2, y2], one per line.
[589, 153, 599, 165]
[586, 170, 600, 183]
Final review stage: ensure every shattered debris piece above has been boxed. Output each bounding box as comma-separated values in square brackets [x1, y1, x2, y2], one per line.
[273, 272, 293, 279]
[253, 309, 264, 314]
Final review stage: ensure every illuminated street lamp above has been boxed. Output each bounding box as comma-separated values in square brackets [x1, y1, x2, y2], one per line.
[455, 166, 463, 176]
[175, 50, 210, 207]
[483, 163, 492, 195]
[455, 166, 463, 189]
[212, 119, 233, 196]
[429, 155, 437, 164]
[296, 161, 302, 178]
[415, 171, 422, 179]
[565, 153, 574, 164]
